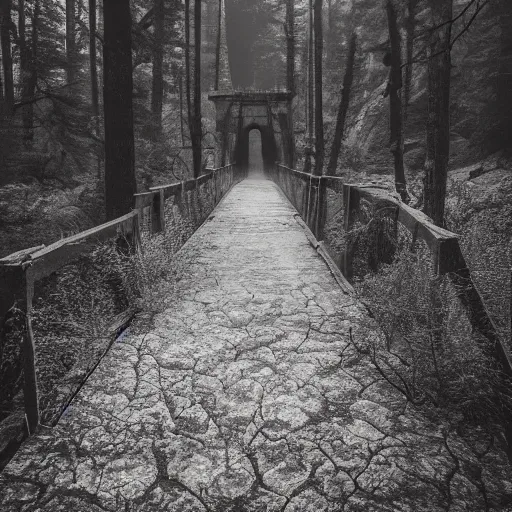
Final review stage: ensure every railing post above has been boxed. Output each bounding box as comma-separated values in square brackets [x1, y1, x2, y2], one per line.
[22, 268, 39, 435]
[304, 176, 311, 223]
[151, 190, 165, 234]
[341, 184, 360, 279]
[316, 176, 327, 241]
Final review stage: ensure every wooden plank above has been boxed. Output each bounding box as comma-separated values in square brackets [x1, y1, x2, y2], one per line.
[0, 245, 45, 265]
[352, 186, 458, 254]
[28, 212, 138, 282]
[21, 271, 39, 435]
[151, 189, 165, 234]
[316, 177, 327, 241]
[439, 239, 512, 376]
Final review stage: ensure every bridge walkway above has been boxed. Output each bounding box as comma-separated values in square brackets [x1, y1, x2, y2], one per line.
[1, 173, 509, 511]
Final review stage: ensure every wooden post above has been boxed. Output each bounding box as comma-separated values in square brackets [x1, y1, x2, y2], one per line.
[22, 267, 39, 434]
[151, 190, 165, 234]
[316, 176, 327, 240]
[309, 181, 318, 232]
[341, 184, 360, 278]
[131, 210, 143, 253]
[303, 178, 310, 222]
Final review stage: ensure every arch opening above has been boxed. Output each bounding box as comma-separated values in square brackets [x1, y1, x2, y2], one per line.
[234, 123, 278, 174]
[248, 129, 264, 174]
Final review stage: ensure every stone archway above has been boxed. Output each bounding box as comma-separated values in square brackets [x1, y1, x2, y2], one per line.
[234, 122, 278, 172]
[209, 90, 292, 171]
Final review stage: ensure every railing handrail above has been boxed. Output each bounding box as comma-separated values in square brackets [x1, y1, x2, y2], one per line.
[270, 161, 512, 379]
[0, 161, 246, 439]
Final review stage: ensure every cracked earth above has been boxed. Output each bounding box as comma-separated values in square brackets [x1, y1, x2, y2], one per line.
[1, 175, 512, 511]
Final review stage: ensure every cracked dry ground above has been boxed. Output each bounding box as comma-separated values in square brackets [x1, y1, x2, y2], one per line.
[2, 175, 512, 512]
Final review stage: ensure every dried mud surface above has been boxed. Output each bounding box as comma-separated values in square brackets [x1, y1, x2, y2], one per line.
[1, 175, 511, 511]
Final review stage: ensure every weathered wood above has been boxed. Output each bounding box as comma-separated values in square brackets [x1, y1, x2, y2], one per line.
[151, 189, 165, 234]
[0, 246, 45, 265]
[316, 177, 327, 240]
[271, 162, 512, 403]
[21, 270, 39, 434]
[28, 212, 138, 282]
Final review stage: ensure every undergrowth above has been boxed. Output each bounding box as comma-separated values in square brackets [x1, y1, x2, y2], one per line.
[348, 215, 512, 438]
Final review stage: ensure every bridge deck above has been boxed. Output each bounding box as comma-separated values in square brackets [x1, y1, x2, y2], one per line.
[1, 175, 510, 511]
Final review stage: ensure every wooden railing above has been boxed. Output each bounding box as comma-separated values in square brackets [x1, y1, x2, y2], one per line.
[134, 163, 240, 237]
[269, 163, 512, 379]
[0, 163, 243, 448]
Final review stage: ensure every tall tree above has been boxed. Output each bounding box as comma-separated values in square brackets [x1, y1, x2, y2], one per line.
[385, 0, 409, 202]
[151, 0, 164, 140]
[314, 0, 324, 176]
[103, 0, 137, 220]
[327, 32, 356, 176]
[423, 0, 452, 226]
[89, 0, 100, 177]
[19, 0, 39, 142]
[403, 0, 417, 124]
[192, 0, 202, 177]
[19, 0, 27, 108]
[285, 0, 295, 167]
[185, 0, 192, 148]
[89, 0, 99, 127]
[215, 0, 222, 89]
[498, 0, 512, 151]
[66, 0, 77, 83]
[0, 0, 14, 115]
[304, 0, 314, 174]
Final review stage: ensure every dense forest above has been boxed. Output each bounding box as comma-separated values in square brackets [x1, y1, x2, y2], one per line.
[0, 0, 511, 251]
[0, 0, 510, 341]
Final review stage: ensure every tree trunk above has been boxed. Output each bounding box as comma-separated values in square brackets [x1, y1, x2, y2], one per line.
[304, 0, 314, 174]
[66, 0, 77, 83]
[0, 0, 14, 115]
[20, 0, 38, 143]
[314, 0, 324, 176]
[215, 0, 221, 90]
[89, 0, 100, 178]
[403, 0, 416, 125]
[424, 0, 452, 226]
[103, 0, 137, 220]
[498, 0, 512, 151]
[386, 0, 409, 202]
[327, 33, 356, 176]
[285, 0, 295, 167]
[192, 0, 202, 177]
[179, 71, 185, 146]
[151, 0, 164, 141]
[327, 0, 334, 67]
[19, 0, 28, 122]
[185, 0, 193, 172]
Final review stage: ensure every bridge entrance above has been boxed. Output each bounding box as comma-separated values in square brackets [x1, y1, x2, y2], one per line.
[248, 129, 263, 173]
[208, 90, 294, 172]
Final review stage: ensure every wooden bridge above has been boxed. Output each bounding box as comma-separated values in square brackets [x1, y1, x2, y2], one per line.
[1, 163, 511, 511]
